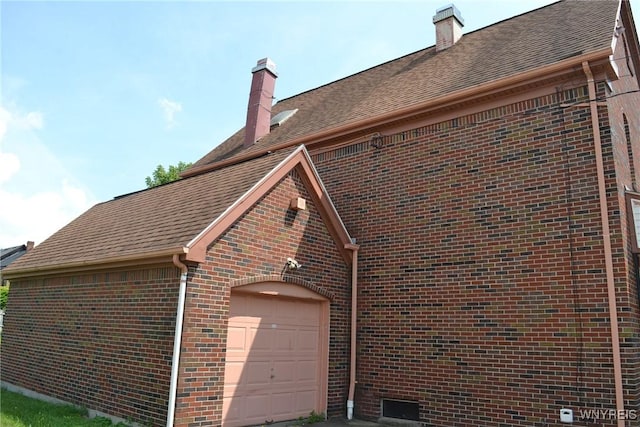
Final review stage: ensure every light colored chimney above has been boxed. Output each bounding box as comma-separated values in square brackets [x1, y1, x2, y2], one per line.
[433, 4, 464, 52]
[26, 241, 34, 251]
[244, 58, 278, 148]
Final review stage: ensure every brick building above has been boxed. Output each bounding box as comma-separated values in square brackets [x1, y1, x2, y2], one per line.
[2, 1, 640, 426]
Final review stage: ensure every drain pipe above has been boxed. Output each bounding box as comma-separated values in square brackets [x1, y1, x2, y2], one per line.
[345, 241, 360, 420]
[582, 61, 625, 427]
[167, 254, 189, 427]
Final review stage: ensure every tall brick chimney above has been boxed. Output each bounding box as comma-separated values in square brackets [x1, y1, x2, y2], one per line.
[433, 4, 464, 52]
[244, 58, 278, 148]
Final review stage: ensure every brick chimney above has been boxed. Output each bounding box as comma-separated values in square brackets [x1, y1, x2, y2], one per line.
[244, 58, 278, 148]
[433, 4, 464, 52]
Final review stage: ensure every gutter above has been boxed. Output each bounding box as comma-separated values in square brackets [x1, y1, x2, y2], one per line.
[3, 247, 189, 280]
[182, 48, 612, 179]
[345, 242, 360, 420]
[582, 61, 625, 427]
[167, 254, 189, 427]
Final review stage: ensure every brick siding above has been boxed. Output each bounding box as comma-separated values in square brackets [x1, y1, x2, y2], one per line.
[312, 81, 639, 426]
[173, 170, 351, 426]
[0, 266, 180, 425]
[606, 29, 640, 423]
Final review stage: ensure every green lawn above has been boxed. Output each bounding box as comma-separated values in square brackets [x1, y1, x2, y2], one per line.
[0, 388, 128, 427]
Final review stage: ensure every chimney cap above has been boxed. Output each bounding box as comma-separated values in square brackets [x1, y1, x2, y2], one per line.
[252, 57, 278, 77]
[433, 4, 464, 26]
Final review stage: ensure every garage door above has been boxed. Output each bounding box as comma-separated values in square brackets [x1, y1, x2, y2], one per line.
[223, 290, 327, 426]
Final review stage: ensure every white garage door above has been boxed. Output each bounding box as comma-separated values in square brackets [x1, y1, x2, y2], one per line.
[223, 291, 326, 426]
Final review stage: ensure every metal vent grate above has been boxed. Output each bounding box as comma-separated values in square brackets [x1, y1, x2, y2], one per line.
[381, 399, 420, 421]
[270, 109, 298, 128]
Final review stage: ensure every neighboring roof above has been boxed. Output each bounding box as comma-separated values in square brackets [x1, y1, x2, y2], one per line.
[1, 244, 30, 271]
[4, 146, 353, 277]
[191, 0, 620, 170]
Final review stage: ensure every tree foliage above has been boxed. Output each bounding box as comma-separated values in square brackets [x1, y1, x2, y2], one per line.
[145, 161, 192, 188]
[0, 284, 9, 310]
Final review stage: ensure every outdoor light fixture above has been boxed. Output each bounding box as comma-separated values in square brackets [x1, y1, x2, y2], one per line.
[286, 257, 302, 270]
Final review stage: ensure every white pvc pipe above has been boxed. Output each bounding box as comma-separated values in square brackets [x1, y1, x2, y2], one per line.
[346, 243, 359, 420]
[167, 255, 188, 427]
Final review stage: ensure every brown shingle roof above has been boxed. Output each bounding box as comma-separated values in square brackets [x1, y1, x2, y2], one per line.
[193, 0, 619, 168]
[5, 148, 297, 274]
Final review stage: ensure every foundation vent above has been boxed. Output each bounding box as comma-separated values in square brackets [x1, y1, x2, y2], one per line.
[381, 399, 420, 421]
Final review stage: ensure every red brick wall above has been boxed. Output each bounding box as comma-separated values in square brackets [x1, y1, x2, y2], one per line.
[174, 170, 351, 426]
[0, 266, 180, 425]
[312, 83, 638, 426]
[606, 23, 640, 421]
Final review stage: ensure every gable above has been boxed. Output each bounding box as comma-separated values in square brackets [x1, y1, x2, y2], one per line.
[4, 149, 295, 277]
[186, 146, 353, 264]
[4, 146, 352, 277]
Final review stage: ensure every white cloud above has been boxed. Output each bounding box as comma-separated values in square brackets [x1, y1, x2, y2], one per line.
[158, 97, 182, 129]
[0, 106, 43, 133]
[0, 103, 97, 248]
[0, 107, 9, 140]
[0, 152, 20, 184]
[22, 111, 44, 130]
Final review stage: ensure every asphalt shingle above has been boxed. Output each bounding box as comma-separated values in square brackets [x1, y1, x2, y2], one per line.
[6, 148, 296, 273]
[193, 0, 619, 167]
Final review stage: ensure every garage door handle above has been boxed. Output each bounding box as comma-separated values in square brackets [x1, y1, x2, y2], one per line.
[270, 374, 275, 379]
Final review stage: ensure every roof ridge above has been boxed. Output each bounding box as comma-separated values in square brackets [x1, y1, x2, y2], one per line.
[275, 0, 565, 106]
[275, 47, 431, 105]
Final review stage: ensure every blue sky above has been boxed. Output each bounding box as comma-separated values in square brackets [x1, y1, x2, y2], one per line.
[1, 0, 638, 248]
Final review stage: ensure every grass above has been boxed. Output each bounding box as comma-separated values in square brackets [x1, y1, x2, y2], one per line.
[0, 388, 129, 427]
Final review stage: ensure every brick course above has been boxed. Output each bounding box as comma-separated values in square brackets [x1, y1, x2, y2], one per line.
[0, 266, 180, 425]
[312, 80, 639, 426]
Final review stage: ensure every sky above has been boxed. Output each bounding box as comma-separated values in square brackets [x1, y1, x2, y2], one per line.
[1, 0, 639, 248]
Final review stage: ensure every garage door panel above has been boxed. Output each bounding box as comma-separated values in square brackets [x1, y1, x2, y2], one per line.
[296, 389, 318, 411]
[222, 396, 242, 423]
[223, 292, 325, 426]
[223, 361, 245, 386]
[246, 395, 270, 417]
[297, 360, 318, 381]
[298, 329, 319, 351]
[245, 360, 271, 385]
[252, 296, 277, 318]
[274, 327, 296, 351]
[249, 326, 275, 352]
[297, 303, 321, 325]
[271, 361, 296, 383]
[226, 327, 246, 352]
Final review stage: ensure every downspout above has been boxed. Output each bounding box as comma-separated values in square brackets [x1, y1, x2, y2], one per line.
[582, 61, 625, 426]
[167, 254, 189, 427]
[345, 242, 360, 420]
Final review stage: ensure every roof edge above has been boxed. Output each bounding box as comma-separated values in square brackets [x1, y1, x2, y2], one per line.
[183, 47, 613, 178]
[2, 247, 188, 279]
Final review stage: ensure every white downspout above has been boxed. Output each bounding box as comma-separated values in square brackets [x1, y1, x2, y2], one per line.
[346, 242, 360, 420]
[167, 254, 188, 427]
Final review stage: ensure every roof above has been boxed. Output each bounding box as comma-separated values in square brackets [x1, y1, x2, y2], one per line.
[4, 146, 353, 277]
[191, 0, 620, 170]
[1, 244, 29, 271]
